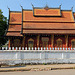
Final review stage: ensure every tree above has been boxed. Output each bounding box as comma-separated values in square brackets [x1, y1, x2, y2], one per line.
[0, 9, 8, 47]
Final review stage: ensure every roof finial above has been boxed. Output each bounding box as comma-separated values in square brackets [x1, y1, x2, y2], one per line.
[59, 4, 62, 8]
[31, 3, 34, 8]
[71, 6, 74, 11]
[45, 2, 48, 8]
[20, 5, 23, 9]
[44, 3, 49, 10]
[7, 6, 10, 11]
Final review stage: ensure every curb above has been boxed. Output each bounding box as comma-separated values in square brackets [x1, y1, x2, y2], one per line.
[0, 67, 75, 72]
[0, 68, 31, 72]
[51, 67, 74, 70]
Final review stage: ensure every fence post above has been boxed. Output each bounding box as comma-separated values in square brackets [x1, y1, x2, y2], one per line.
[66, 48, 67, 50]
[63, 47, 64, 50]
[25, 47, 27, 50]
[50, 47, 51, 50]
[16, 47, 17, 50]
[2, 47, 4, 50]
[19, 47, 21, 50]
[5, 47, 8, 50]
[12, 47, 14, 50]
[55, 47, 56, 50]
[44, 47, 45, 50]
[53, 47, 54, 50]
[41, 47, 42, 51]
[22, 47, 24, 50]
[29, 47, 30, 50]
[71, 48, 72, 50]
[32, 47, 33, 50]
[38, 47, 40, 50]
[58, 48, 59, 50]
[47, 47, 48, 50]
[60, 48, 62, 50]
[9, 47, 11, 50]
[35, 47, 37, 50]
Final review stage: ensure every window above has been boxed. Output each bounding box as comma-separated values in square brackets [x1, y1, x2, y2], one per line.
[14, 39, 20, 47]
[28, 38, 34, 48]
[71, 39, 75, 48]
[56, 38, 62, 48]
[42, 37, 49, 47]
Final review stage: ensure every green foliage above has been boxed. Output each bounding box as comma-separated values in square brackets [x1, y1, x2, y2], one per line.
[0, 9, 8, 47]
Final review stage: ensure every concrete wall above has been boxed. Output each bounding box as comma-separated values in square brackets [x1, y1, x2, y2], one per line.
[0, 50, 75, 65]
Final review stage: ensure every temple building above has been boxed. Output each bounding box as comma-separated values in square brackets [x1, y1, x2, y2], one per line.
[6, 5, 75, 48]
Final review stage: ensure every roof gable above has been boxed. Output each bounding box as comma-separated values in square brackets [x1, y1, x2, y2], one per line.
[33, 8, 61, 17]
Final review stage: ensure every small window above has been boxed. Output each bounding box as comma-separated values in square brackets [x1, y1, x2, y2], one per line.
[42, 37, 49, 47]
[56, 38, 62, 48]
[14, 39, 20, 47]
[71, 39, 75, 48]
[28, 38, 34, 48]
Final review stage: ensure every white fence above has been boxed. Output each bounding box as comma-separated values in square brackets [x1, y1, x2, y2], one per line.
[0, 47, 75, 50]
[0, 47, 75, 65]
[0, 49, 75, 65]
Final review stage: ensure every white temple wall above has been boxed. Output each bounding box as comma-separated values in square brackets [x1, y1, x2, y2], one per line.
[0, 50, 75, 65]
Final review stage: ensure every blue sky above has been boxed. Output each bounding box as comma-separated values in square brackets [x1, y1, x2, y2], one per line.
[0, 0, 75, 18]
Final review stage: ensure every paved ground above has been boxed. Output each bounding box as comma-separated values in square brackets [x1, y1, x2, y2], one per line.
[1, 64, 75, 71]
[0, 64, 75, 72]
[0, 69, 75, 75]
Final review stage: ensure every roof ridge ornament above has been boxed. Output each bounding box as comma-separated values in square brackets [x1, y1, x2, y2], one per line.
[71, 6, 74, 11]
[20, 5, 23, 9]
[31, 3, 34, 8]
[59, 4, 62, 8]
[7, 6, 10, 11]
[44, 4, 49, 10]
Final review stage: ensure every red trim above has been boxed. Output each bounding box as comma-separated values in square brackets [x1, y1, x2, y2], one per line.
[23, 21, 75, 23]
[23, 28, 75, 30]
[9, 23, 22, 25]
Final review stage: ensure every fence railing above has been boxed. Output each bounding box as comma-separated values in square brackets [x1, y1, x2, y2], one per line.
[0, 47, 75, 51]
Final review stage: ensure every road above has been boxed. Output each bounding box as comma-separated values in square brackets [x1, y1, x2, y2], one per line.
[0, 69, 75, 75]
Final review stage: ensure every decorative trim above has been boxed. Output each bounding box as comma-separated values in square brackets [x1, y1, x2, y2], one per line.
[71, 39, 75, 42]
[28, 38, 34, 42]
[33, 7, 61, 17]
[56, 38, 62, 41]
[23, 28, 75, 30]
[23, 21, 75, 23]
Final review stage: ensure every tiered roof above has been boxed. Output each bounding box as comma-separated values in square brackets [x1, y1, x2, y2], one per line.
[6, 6, 75, 36]
[6, 11, 22, 36]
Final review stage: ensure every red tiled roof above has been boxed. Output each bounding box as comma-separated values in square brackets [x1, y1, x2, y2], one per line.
[10, 12, 22, 23]
[23, 22, 75, 29]
[23, 29, 75, 34]
[23, 10, 74, 22]
[6, 8, 75, 36]
[6, 12, 22, 36]
[8, 25, 21, 31]
[73, 13, 75, 19]
[6, 32, 23, 36]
